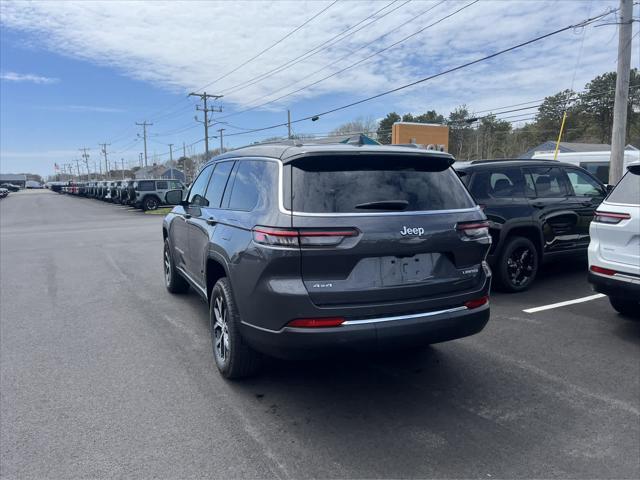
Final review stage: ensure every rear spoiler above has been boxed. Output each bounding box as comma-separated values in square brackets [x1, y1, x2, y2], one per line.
[287, 152, 455, 172]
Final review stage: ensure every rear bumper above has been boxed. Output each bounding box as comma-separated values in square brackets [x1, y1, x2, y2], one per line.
[588, 271, 640, 300]
[240, 302, 489, 359]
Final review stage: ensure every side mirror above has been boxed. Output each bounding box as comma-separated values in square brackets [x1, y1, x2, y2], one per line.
[165, 189, 184, 205]
[605, 184, 614, 193]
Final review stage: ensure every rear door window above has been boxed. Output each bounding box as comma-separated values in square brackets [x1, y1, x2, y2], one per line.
[226, 160, 277, 211]
[606, 169, 640, 204]
[156, 181, 168, 190]
[291, 155, 474, 213]
[468, 168, 526, 200]
[525, 167, 568, 198]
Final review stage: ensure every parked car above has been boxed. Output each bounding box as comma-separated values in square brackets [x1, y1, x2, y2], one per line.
[588, 162, 640, 317]
[455, 159, 608, 292]
[99, 181, 110, 200]
[0, 187, 9, 198]
[112, 180, 126, 203]
[131, 179, 185, 210]
[0, 183, 20, 192]
[162, 144, 492, 378]
[119, 180, 133, 205]
[533, 150, 640, 184]
[103, 181, 115, 202]
[87, 181, 98, 197]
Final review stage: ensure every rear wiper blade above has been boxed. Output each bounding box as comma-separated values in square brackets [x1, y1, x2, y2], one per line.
[354, 200, 409, 210]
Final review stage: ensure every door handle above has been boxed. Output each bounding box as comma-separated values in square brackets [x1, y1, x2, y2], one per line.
[206, 217, 217, 226]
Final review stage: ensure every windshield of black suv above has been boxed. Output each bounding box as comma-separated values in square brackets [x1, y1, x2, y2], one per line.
[291, 154, 474, 213]
[607, 168, 640, 205]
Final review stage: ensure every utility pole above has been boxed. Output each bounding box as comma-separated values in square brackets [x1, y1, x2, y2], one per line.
[287, 109, 292, 139]
[609, 0, 634, 184]
[74, 159, 81, 179]
[218, 128, 225, 153]
[189, 92, 223, 160]
[99, 143, 111, 179]
[139, 152, 143, 168]
[121, 158, 125, 180]
[136, 121, 152, 167]
[80, 147, 91, 180]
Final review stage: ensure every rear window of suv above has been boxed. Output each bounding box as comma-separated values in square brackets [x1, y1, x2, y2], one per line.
[606, 169, 640, 205]
[290, 155, 475, 213]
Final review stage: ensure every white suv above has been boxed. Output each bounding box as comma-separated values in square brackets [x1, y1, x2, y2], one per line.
[588, 162, 640, 317]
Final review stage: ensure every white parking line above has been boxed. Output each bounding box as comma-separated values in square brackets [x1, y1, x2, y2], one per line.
[523, 294, 606, 314]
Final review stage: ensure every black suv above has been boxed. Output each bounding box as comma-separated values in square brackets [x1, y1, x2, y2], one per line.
[455, 160, 607, 292]
[162, 144, 492, 378]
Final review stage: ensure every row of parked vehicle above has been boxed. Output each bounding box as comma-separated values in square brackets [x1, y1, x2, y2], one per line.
[0, 187, 11, 199]
[58, 178, 187, 210]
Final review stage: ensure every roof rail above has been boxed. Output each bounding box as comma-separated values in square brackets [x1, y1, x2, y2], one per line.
[469, 158, 557, 164]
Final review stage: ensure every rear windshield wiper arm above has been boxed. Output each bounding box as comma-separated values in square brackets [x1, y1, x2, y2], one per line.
[354, 200, 409, 210]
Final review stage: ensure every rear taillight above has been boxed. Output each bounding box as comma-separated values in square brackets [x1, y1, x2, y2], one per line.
[593, 211, 631, 224]
[456, 220, 490, 239]
[464, 296, 489, 309]
[252, 227, 358, 247]
[590, 265, 616, 276]
[287, 317, 345, 328]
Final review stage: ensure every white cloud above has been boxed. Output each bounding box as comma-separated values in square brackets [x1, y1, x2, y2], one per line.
[0, 0, 637, 119]
[0, 71, 59, 84]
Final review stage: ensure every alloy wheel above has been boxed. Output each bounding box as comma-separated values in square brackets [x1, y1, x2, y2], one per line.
[164, 247, 172, 285]
[213, 296, 230, 364]
[506, 246, 535, 287]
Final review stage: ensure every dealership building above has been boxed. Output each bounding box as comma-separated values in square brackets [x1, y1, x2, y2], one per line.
[0, 174, 27, 188]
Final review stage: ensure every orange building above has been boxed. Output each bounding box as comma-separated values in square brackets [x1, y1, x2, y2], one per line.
[391, 122, 449, 151]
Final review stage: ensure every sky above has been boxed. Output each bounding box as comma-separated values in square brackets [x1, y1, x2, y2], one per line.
[0, 0, 638, 177]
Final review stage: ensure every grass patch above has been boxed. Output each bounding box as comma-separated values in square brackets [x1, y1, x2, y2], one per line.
[144, 207, 173, 215]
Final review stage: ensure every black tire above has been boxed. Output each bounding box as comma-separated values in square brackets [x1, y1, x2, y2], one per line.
[496, 236, 539, 292]
[609, 297, 640, 319]
[143, 196, 159, 211]
[210, 278, 261, 379]
[164, 239, 189, 293]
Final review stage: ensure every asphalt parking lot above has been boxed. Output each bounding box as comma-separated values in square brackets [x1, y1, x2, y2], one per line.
[1, 189, 639, 479]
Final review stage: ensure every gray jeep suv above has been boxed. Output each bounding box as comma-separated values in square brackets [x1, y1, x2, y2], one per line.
[162, 143, 492, 378]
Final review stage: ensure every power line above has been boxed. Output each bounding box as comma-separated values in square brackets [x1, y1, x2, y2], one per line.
[221, 0, 455, 119]
[220, 0, 410, 96]
[223, 7, 618, 138]
[196, 0, 340, 92]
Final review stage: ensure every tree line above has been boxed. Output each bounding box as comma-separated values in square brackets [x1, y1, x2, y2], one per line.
[371, 69, 639, 159]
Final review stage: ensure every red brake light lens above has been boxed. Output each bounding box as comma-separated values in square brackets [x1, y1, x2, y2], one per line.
[253, 227, 358, 247]
[457, 221, 490, 239]
[590, 265, 616, 276]
[593, 211, 631, 224]
[464, 296, 489, 309]
[287, 317, 345, 328]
